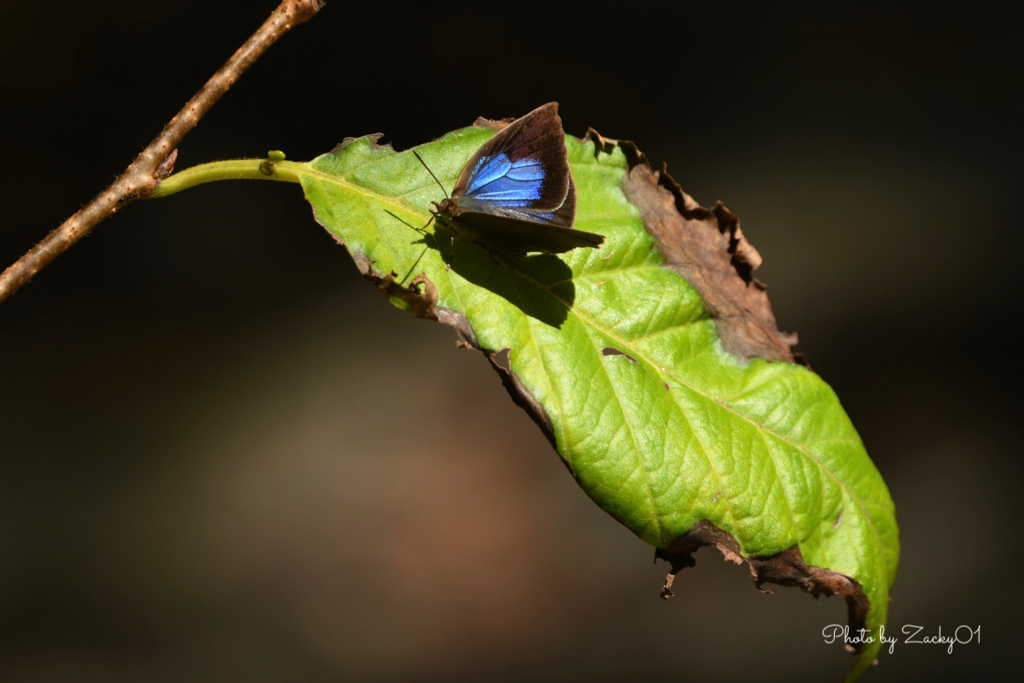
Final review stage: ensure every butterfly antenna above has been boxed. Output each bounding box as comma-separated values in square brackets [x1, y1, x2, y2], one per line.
[412, 150, 448, 199]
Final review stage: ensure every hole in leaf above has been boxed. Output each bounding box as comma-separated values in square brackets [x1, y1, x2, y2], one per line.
[602, 347, 638, 363]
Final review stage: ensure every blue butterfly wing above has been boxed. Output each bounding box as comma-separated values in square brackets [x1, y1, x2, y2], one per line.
[464, 155, 544, 202]
[458, 155, 551, 214]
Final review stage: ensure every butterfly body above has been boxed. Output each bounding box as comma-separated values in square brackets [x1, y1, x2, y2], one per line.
[430, 103, 604, 255]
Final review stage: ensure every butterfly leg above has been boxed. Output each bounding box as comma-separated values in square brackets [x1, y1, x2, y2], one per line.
[431, 216, 457, 270]
[447, 229, 457, 271]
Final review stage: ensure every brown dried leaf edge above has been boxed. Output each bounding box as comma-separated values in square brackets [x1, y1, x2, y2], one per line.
[340, 124, 869, 656]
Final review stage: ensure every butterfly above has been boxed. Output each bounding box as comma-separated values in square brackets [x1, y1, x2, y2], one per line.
[416, 102, 604, 255]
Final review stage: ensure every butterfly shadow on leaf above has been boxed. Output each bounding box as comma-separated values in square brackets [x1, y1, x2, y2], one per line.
[415, 224, 575, 330]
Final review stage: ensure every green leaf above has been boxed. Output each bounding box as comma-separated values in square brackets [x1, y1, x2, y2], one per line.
[296, 121, 899, 681]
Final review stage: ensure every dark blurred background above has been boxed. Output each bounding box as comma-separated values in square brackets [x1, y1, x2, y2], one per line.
[1, 1, 1020, 681]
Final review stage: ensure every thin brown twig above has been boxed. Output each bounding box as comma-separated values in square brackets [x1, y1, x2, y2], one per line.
[0, 0, 325, 304]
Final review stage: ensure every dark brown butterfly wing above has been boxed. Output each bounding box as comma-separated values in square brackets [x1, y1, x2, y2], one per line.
[448, 211, 603, 254]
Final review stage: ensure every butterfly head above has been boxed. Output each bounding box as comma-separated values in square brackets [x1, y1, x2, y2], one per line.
[431, 197, 458, 219]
